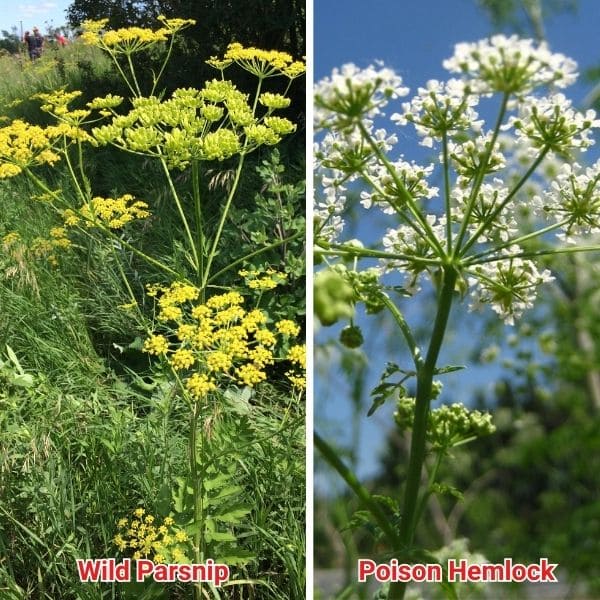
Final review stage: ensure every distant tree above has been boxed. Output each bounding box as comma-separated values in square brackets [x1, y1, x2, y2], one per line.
[0, 27, 21, 54]
[66, 0, 304, 58]
[476, 0, 577, 40]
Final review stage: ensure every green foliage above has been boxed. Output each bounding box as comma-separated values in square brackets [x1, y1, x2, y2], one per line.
[476, 0, 577, 39]
[0, 28, 21, 54]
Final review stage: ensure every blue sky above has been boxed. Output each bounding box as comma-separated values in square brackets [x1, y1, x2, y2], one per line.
[316, 0, 600, 103]
[314, 0, 600, 490]
[0, 0, 71, 35]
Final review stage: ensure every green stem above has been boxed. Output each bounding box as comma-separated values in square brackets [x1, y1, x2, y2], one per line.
[107, 242, 146, 324]
[158, 155, 200, 272]
[62, 138, 87, 204]
[151, 35, 176, 96]
[208, 229, 304, 283]
[379, 294, 422, 370]
[413, 450, 444, 533]
[358, 121, 446, 258]
[464, 217, 571, 265]
[321, 242, 443, 267]
[202, 154, 246, 288]
[390, 266, 457, 600]
[189, 400, 204, 600]
[191, 160, 205, 291]
[358, 168, 435, 249]
[442, 131, 453, 253]
[454, 92, 510, 254]
[314, 432, 401, 549]
[472, 244, 600, 263]
[105, 48, 137, 97]
[125, 51, 142, 97]
[77, 140, 91, 198]
[460, 146, 550, 257]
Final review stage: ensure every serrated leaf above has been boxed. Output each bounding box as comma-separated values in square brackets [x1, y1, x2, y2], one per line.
[213, 505, 251, 523]
[381, 362, 402, 378]
[372, 494, 398, 512]
[368, 383, 406, 417]
[204, 530, 237, 542]
[340, 510, 371, 533]
[430, 483, 464, 500]
[207, 485, 243, 505]
[10, 373, 34, 388]
[204, 473, 232, 492]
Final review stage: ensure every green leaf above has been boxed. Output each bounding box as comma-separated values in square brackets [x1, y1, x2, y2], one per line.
[10, 373, 34, 388]
[433, 365, 465, 375]
[207, 485, 243, 505]
[204, 530, 237, 542]
[215, 549, 254, 566]
[213, 504, 251, 523]
[5, 345, 25, 374]
[156, 483, 171, 515]
[204, 473, 232, 492]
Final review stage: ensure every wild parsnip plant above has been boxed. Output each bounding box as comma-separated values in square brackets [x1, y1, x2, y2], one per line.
[315, 35, 600, 599]
[0, 16, 305, 600]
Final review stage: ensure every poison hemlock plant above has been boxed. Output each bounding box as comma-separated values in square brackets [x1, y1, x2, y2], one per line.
[314, 35, 600, 599]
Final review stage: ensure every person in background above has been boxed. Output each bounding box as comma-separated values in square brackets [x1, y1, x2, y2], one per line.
[23, 30, 34, 59]
[29, 27, 44, 59]
[55, 31, 67, 47]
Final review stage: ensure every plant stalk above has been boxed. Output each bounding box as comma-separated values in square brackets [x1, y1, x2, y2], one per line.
[389, 266, 457, 600]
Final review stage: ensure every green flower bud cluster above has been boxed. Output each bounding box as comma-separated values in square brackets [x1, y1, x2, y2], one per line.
[395, 398, 495, 449]
[91, 79, 296, 169]
[339, 325, 364, 348]
[314, 267, 356, 326]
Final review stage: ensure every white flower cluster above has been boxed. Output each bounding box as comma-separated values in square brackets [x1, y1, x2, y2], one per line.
[449, 131, 506, 182]
[453, 180, 517, 243]
[467, 251, 554, 326]
[314, 124, 399, 242]
[382, 215, 447, 291]
[507, 93, 600, 156]
[392, 79, 481, 147]
[541, 159, 600, 239]
[314, 35, 600, 325]
[314, 62, 409, 131]
[360, 158, 438, 212]
[442, 34, 578, 94]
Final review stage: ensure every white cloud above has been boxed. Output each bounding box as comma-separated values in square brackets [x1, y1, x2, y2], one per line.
[18, 2, 58, 19]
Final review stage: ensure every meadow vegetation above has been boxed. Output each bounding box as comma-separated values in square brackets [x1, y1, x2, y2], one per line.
[0, 19, 305, 600]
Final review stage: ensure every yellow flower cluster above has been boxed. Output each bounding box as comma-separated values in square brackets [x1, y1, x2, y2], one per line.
[91, 80, 296, 169]
[2, 228, 72, 268]
[0, 120, 62, 178]
[239, 267, 288, 291]
[142, 282, 305, 394]
[2, 232, 21, 248]
[114, 508, 190, 563]
[286, 343, 306, 390]
[259, 92, 292, 110]
[63, 195, 150, 229]
[276, 319, 301, 337]
[81, 16, 195, 54]
[34, 91, 99, 138]
[208, 42, 305, 79]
